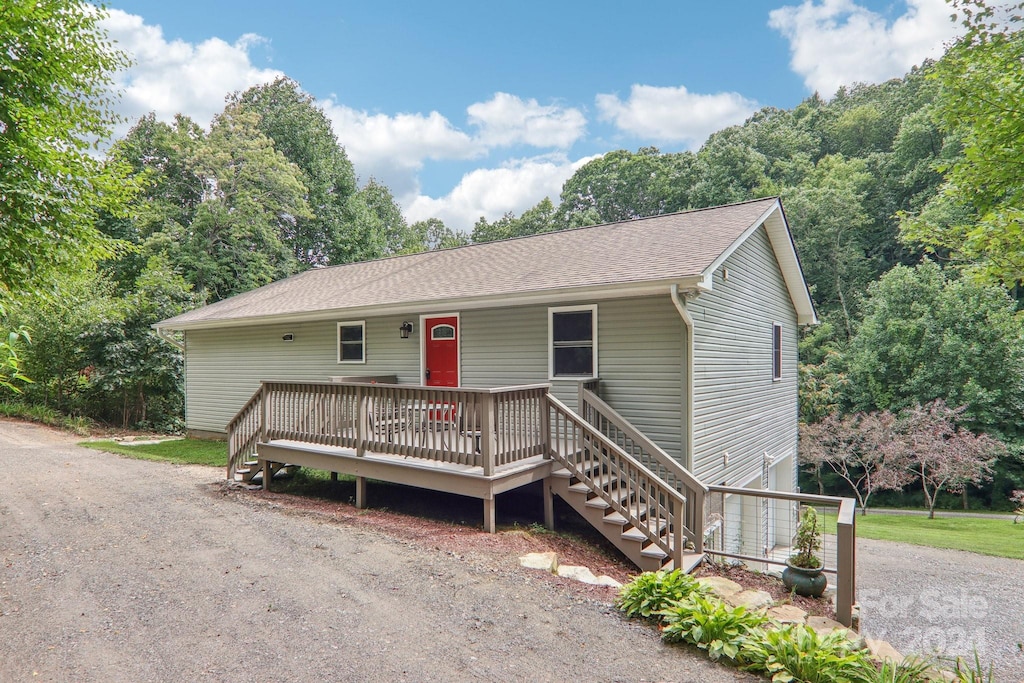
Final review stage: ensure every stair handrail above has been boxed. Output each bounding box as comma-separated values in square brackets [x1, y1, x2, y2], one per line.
[579, 387, 707, 553]
[548, 394, 690, 566]
[226, 384, 266, 480]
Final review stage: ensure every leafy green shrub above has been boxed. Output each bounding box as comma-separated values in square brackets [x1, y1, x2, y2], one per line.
[615, 569, 709, 620]
[740, 623, 874, 683]
[873, 656, 932, 683]
[660, 595, 768, 662]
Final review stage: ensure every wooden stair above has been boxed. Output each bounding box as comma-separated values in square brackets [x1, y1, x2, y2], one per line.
[548, 463, 703, 573]
[234, 459, 299, 484]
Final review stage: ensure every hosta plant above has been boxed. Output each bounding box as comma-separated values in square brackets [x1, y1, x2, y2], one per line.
[615, 569, 709, 620]
[659, 595, 768, 662]
[740, 623, 874, 683]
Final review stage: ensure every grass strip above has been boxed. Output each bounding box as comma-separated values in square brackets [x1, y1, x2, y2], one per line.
[826, 512, 1024, 560]
[81, 438, 227, 467]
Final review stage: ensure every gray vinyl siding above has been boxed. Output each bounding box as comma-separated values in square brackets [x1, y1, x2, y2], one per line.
[185, 316, 421, 434]
[689, 226, 799, 485]
[185, 297, 685, 459]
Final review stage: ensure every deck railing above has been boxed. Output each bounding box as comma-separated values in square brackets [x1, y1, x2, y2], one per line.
[579, 386, 707, 552]
[548, 394, 691, 569]
[228, 380, 550, 478]
[705, 485, 857, 627]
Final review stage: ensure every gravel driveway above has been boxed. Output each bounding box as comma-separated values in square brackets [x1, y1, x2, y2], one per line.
[0, 420, 755, 682]
[856, 537, 1024, 682]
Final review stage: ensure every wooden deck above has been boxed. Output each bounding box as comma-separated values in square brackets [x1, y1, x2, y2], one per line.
[257, 438, 554, 531]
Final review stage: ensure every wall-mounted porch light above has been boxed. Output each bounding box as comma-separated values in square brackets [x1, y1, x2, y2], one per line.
[399, 321, 414, 339]
[282, 333, 294, 342]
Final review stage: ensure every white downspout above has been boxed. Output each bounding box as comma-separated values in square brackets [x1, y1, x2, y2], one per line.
[670, 284, 696, 471]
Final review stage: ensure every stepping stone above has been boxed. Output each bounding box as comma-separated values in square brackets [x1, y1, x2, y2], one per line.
[519, 551, 558, 572]
[866, 637, 905, 665]
[696, 576, 742, 597]
[767, 604, 807, 624]
[726, 589, 774, 611]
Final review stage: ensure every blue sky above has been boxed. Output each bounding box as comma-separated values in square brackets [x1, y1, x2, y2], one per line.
[101, 0, 962, 232]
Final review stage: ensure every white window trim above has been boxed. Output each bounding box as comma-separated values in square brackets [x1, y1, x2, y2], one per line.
[548, 304, 598, 380]
[772, 322, 782, 382]
[337, 320, 366, 364]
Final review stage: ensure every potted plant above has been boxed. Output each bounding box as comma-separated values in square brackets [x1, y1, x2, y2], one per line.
[782, 505, 827, 597]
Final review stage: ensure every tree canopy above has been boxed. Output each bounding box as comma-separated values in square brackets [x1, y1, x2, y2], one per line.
[0, 0, 134, 295]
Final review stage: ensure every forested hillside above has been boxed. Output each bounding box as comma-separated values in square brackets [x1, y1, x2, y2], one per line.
[1, 0, 1020, 509]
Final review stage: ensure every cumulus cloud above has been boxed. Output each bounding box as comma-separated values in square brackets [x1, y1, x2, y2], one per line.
[769, 0, 960, 96]
[595, 84, 758, 149]
[467, 92, 586, 148]
[101, 9, 282, 135]
[404, 155, 596, 233]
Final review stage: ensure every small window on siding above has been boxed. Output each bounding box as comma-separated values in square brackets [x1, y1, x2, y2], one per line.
[772, 323, 782, 381]
[549, 305, 597, 378]
[337, 321, 365, 363]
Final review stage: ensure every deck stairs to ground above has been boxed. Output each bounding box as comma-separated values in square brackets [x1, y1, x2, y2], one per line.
[548, 459, 704, 572]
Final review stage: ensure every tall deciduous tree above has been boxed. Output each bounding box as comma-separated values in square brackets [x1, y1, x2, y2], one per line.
[846, 260, 1024, 438]
[186, 105, 312, 300]
[230, 78, 359, 266]
[899, 0, 1024, 284]
[0, 0, 134, 294]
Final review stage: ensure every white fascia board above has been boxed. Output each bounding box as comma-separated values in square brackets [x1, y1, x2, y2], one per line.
[700, 199, 818, 326]
[153, 276, 708, 332]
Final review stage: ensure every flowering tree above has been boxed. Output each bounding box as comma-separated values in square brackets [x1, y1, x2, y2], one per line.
[800, 410, 912, 514]
[894, 401, 1005, 518]
[1011, 490, 1024, 524]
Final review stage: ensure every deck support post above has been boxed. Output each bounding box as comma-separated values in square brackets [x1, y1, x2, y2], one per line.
[483, 496, 495, 533]
[262, 459, 271, 491]
[355, 476, 367, 509]
[543, 479, 555, 530]
[480, 394, 496, 477]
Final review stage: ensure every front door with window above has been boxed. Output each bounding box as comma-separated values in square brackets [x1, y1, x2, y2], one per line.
[423, 316, 459, 387]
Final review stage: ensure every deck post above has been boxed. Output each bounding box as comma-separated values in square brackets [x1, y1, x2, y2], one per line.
[480, 393, 496, 476]
[355, 386, 367, 457]
[262, 459, 271, 491]
[540, 387, 551, 459]
[543, 479, 555, 530]
[355, 476, 367, 509]
[483, 496, 495, 533]
[259, 383, 269, 444]
[836, 497, 857, 628]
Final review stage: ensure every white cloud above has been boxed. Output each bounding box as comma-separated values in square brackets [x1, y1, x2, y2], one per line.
[768, 0, 960, 96]
[319, 100, 480, 195]
[404, 155, 596, 233]
[467, 92, 586, 148]
[101, 10, 283, 135]
[595, 85, 758, 149]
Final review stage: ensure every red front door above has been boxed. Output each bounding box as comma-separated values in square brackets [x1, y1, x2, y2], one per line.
[424, 316, 459, 387]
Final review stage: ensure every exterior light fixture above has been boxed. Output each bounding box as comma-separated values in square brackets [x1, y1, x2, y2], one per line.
[399, 321, 414, 339]
[282, 333, 294, 342]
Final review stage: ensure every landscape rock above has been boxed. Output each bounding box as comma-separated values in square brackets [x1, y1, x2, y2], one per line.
[866, 637, 905, 664]
[696, 576, 743, 597]
[767, 604, 807, 624]
[555, 565, 621, 587]
[518, 551, 558, 572]
[726, 589, 774, 611]
[807, 616, 867, 649]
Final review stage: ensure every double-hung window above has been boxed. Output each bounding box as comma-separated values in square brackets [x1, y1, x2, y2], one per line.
[337, 321, 365, 363]
[549, 305, 597, 378]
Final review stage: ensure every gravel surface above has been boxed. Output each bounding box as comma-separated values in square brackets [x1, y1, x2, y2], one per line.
[0, 419, 757, 683]
[856, 537, 1024, 681]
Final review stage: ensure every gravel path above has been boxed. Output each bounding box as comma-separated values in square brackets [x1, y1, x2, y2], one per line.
[0, 420, 755, 683]
[856, 538, 1024, 681]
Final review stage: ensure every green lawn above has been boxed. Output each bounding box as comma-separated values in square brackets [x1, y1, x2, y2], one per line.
[836, 512, 1024, 560]
[81, 438, 227, 467]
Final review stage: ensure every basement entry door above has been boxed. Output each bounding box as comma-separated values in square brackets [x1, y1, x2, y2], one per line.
[423, 316, 459, 387]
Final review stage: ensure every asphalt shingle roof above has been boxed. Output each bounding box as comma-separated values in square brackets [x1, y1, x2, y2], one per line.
[157, 197, 783, 329]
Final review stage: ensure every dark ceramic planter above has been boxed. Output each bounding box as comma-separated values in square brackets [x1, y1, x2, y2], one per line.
[782, 560, 827, 598]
